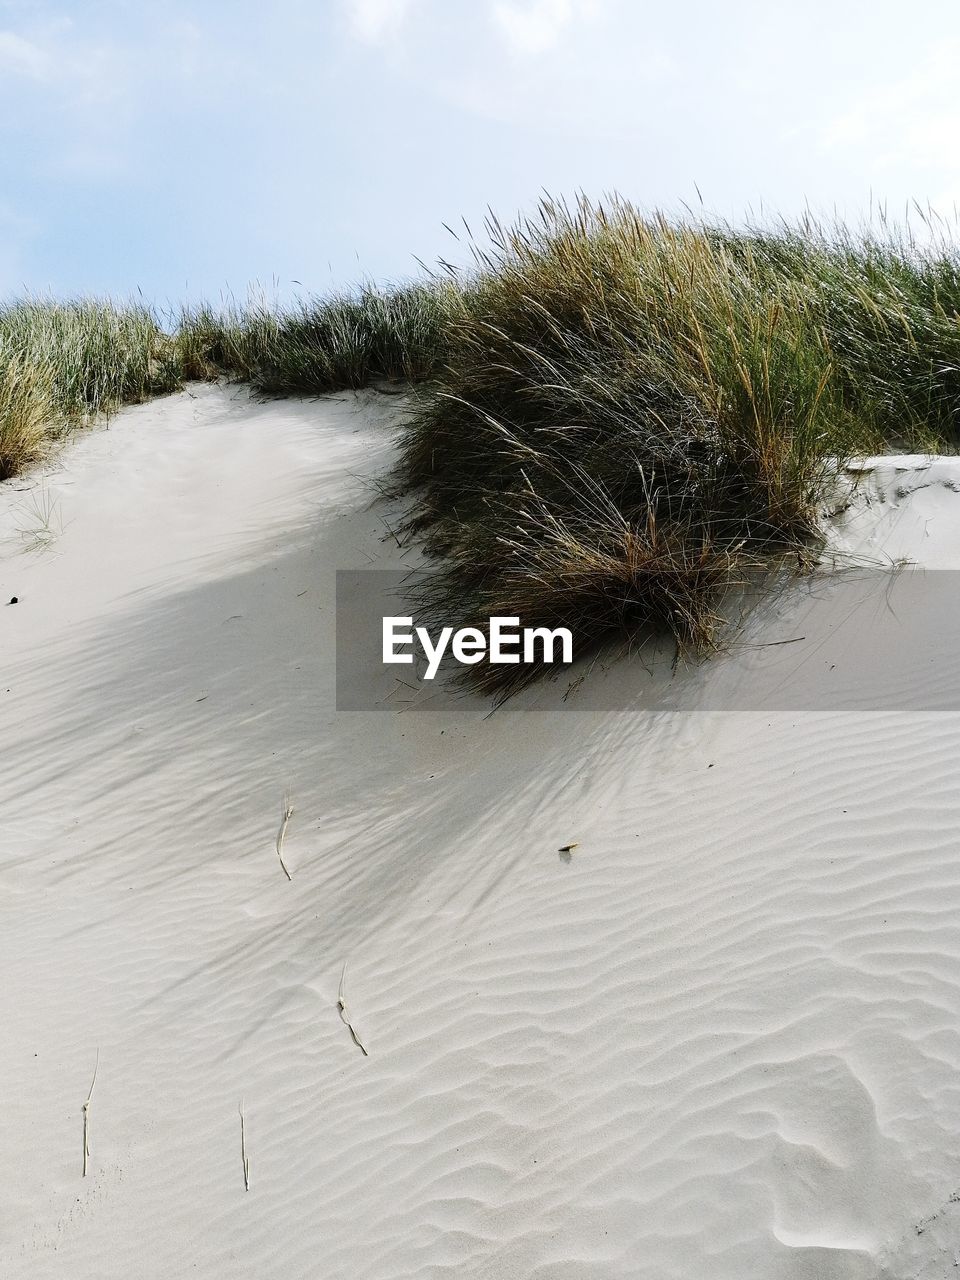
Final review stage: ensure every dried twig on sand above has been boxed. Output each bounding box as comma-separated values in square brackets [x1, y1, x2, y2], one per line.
[239, 1100, 250, 1191]
[338, 961, 368, 1056]
[82, 1048, 99, 1177]
[275, 793, 294, 881]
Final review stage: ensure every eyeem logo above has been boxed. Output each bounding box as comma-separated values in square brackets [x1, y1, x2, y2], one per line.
[383, 616, 573, 680]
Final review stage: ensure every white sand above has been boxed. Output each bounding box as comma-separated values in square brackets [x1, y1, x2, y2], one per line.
[3, 384, 960, 1278]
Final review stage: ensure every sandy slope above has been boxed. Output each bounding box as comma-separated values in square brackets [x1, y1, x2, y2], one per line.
[4, 385, 960, 1278]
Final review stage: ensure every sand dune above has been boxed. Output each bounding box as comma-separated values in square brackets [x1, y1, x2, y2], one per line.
[3, 384, 960, 1278]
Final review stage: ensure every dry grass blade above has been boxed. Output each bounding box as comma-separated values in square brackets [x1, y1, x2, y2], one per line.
[337, 961, 368, 1056]
[239, 1099, 250, 1191]
[81, 1048, 100, 1178]
[275, 793, 294, 881]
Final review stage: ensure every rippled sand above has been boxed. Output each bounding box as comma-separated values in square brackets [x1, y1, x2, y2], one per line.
[3, 385, 960, 1279]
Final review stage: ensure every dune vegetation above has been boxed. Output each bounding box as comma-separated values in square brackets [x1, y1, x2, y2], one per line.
[394, 197, 960, 694]
[0, 300, 180, 479]
[4, 194, 960, 690]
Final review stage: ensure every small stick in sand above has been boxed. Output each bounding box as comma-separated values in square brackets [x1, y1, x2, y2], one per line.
[558, 841, 579, 865]
[82, 1048, 99, 1177]
[746, 635, 807, 649]
[275, 793, 294, 881]
[239, 1100, 250, 1191]
[338, 961, 368, 1056]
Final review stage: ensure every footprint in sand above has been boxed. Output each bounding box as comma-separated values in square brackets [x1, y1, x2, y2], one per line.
[761, 1054, 904, 1279]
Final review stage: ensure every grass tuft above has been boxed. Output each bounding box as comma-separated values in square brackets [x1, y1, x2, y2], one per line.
[4, 196, 960, 696]
[0, 297, 180, 477]
[0, 354, 56, 480]
[251, 284, 453, 393]
[394, 195, 960, 694]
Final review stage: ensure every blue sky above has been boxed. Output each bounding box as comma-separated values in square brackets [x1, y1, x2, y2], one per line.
[1, 0, 959, 305]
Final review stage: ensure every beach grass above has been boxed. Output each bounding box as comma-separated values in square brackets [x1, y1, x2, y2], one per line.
[3, 196, 960, 689]
[1, 299, 179, 419]
[393, 196, 960, 693]
[0, 298, 179, 478]
[249, 283, 453, 393]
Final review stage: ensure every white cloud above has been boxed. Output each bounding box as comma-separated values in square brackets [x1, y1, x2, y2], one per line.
[436, 1, 673, 134]
[0, 21, 133, 109]
[344, 0, 420, 43]
[0, 15, 230, 183]
[491, 0, 598, 55]
[0, 30, 51, 79]
[821, 39, 960, 175]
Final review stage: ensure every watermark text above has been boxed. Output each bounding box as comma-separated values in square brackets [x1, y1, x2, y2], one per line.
[383, 616, 573, 679]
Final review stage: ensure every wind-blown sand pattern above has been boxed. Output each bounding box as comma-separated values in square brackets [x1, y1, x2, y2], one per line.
[4, 384, 960, 1277]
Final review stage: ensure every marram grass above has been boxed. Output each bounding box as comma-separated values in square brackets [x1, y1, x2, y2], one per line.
[0, 298, 179, 478]
[394, 195, 960, 694]
[3, 196, 960, 691]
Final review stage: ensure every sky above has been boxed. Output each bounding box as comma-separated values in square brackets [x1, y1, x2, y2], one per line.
[1, 0, 959, 305]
